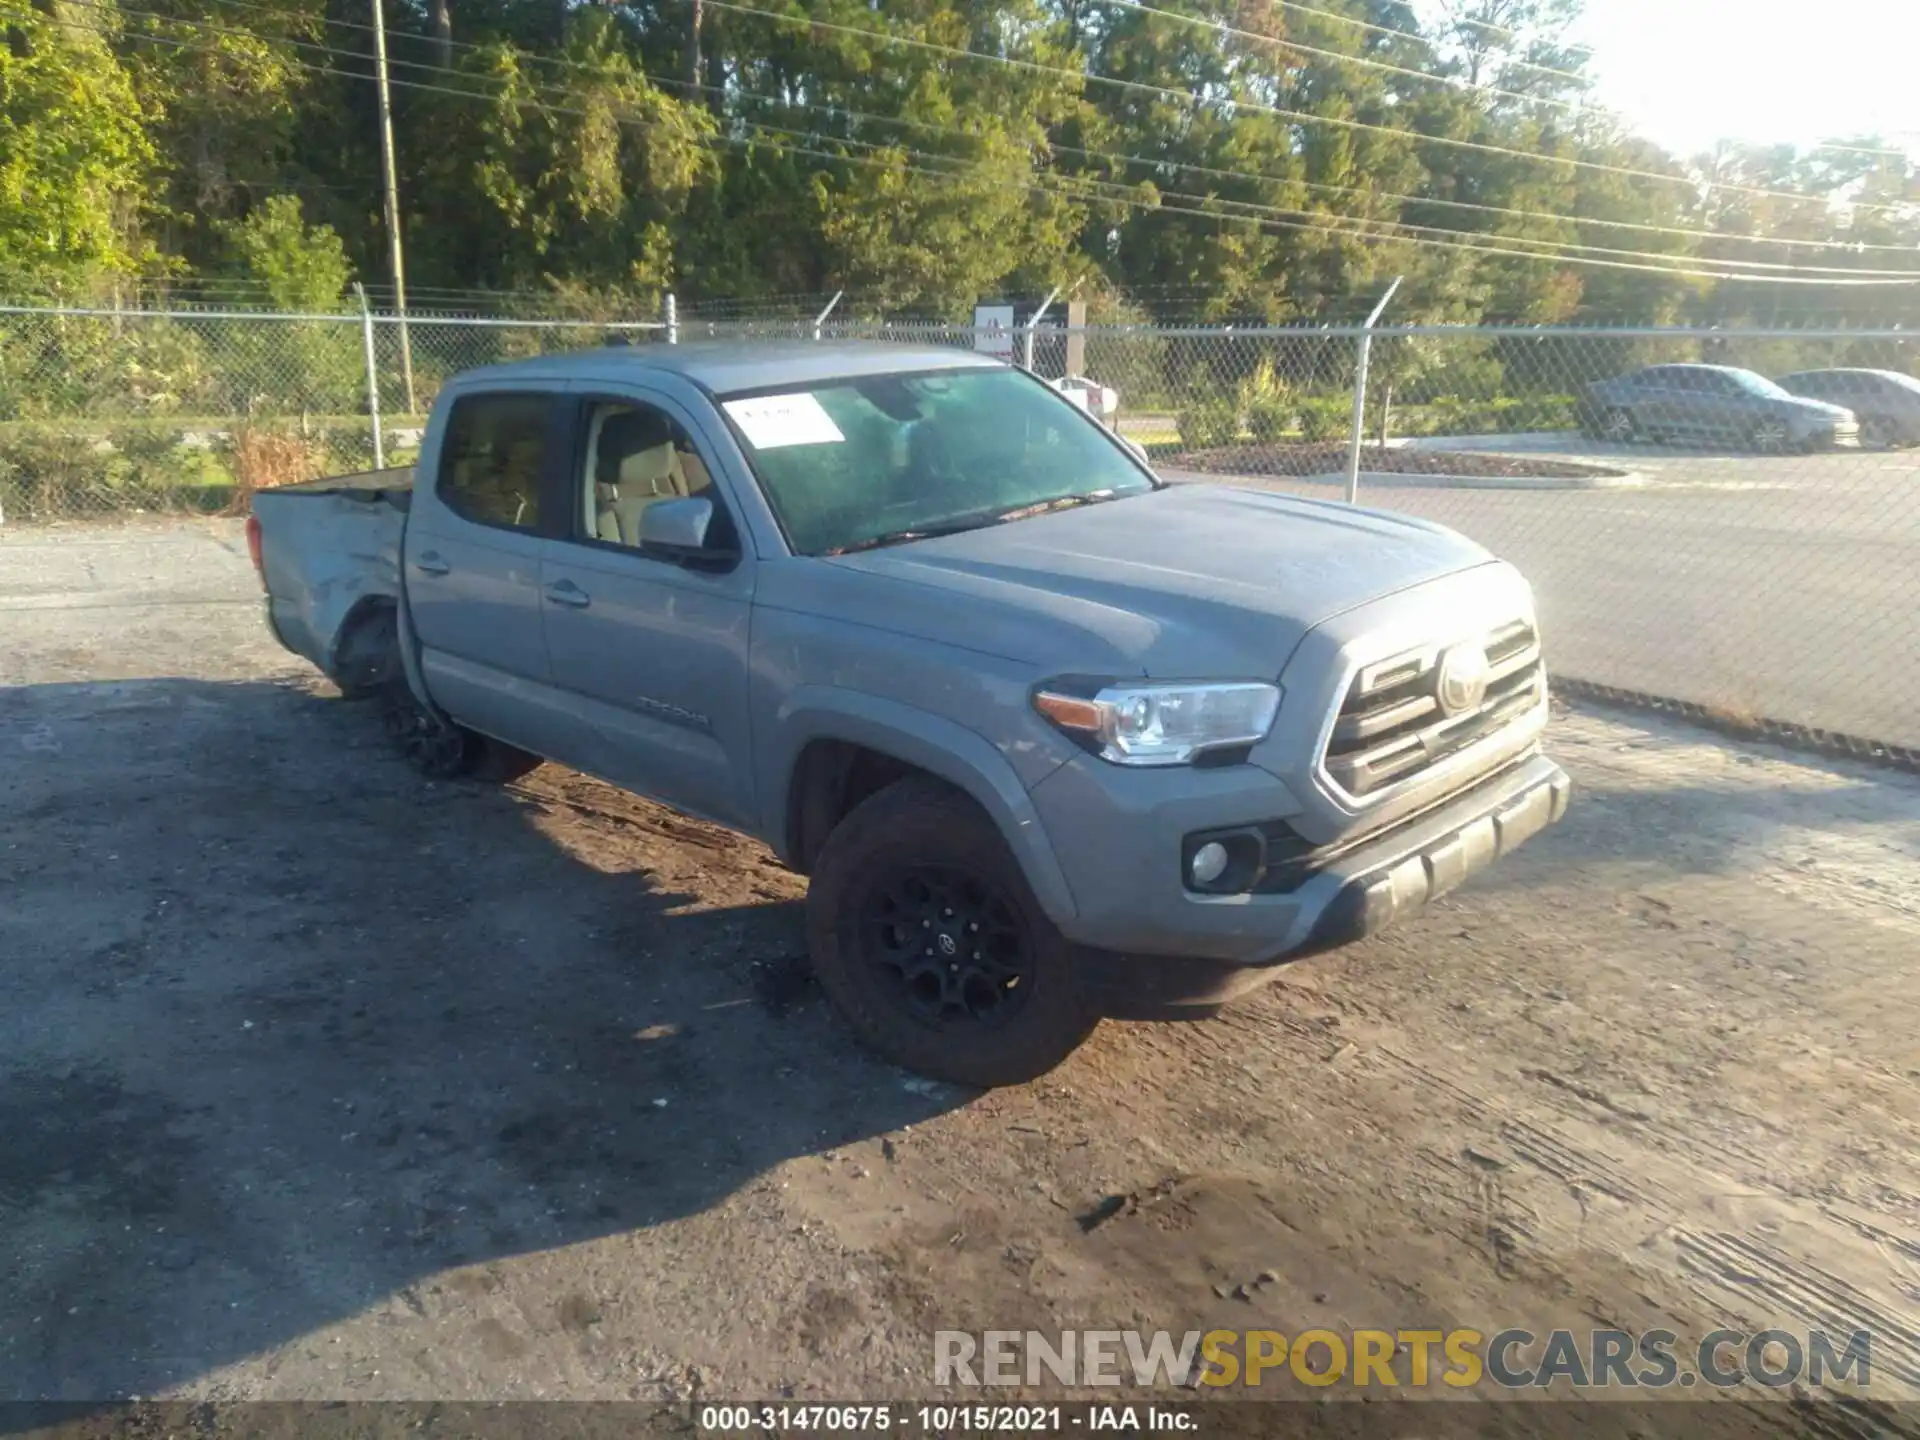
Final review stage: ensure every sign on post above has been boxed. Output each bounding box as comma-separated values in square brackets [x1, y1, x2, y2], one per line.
[973, 304, 1016, 357]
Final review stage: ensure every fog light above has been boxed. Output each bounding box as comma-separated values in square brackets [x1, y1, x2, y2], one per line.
[1190, 841, 1231, 887]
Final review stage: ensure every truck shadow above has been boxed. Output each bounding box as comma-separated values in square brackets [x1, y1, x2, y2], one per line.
[0, 677, 959, 1403]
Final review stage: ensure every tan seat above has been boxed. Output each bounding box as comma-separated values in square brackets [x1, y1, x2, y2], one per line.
[606, 442, 691, 544]
[677, 448, 712, 495]
[588, 408, 711, 547]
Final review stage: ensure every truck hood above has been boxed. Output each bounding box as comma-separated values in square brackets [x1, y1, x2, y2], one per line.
[820, 483, 1494, 678]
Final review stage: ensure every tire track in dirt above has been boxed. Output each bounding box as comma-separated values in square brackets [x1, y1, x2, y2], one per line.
[1672, 1229, 1920, 1389]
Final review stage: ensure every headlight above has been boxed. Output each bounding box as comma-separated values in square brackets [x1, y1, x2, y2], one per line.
[1033, 680, 1281, 766]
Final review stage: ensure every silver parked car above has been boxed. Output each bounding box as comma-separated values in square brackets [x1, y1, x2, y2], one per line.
[1776, 368, 1920, 449]
[1580, 363, 1860, 452]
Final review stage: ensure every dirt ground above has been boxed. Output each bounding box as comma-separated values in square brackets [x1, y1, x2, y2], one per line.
[3, 520, 1919, 1436]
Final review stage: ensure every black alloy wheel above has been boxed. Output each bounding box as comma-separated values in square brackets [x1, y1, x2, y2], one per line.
[859, 863, 1035, 1029]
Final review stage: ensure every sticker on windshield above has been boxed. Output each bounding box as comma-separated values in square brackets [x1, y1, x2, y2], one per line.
[722, 393, 845, 449]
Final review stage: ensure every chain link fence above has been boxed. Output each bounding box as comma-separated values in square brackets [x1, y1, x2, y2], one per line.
[0, 305, 661, 518]
[3, 302, 1916, 753]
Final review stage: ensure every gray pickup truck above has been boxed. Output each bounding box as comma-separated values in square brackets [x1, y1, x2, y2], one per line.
[249, 340, 1569, 1086]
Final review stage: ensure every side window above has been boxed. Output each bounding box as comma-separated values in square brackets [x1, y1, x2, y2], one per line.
[437, 392, 551, 531]
[579, 400, 719, 550]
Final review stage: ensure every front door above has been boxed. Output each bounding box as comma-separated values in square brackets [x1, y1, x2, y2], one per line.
[404, 386, 573, 755]
[537, 393, 758, 829]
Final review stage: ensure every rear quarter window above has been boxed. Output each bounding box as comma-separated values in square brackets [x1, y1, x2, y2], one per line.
[437, 392, 552, 531]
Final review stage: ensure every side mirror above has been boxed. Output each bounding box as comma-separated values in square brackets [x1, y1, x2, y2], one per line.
[640, 495, 732, 564]
[1119, 435, 1151, 466]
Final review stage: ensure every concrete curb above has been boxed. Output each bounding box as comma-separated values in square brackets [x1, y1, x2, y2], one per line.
[1300, 468, 1648, 491]
[1162, 466, 1647, 491]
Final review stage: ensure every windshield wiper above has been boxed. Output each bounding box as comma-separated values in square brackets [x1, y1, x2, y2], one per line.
[987, 489, 1118, 524]
[824, 515, 999, 556]
[823, 490, 1122, 557]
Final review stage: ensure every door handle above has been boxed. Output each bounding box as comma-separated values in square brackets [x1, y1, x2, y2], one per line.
[544, 579, 591, 609]
[413, 551, 451, 577]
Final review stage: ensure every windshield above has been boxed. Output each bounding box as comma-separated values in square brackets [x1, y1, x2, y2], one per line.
[717, 367, 1156, 556]
[1726, 369, 1793, 399]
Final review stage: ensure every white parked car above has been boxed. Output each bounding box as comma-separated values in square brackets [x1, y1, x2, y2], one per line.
[1049, 375, 1120, 425]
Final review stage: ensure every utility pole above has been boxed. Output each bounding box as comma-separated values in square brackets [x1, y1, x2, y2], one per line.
[684, 0, 703, 97]
[370, 0, 417, 414]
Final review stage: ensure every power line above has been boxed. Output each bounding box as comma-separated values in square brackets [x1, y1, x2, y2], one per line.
[99, 1, 1911, 278]
[1193, 0, 1904, 163]
[1087, 0, 1918, 165]
[731, 114, 1920, 284]
[32, 6, 1920, 287]
[721, 85, 1920, 256]
[140, 20, 1920, 281]
[1085, 0, 1601, 121]
[1181, 0, 1593, 89]
[144, 0, 1920, 234]
[725, 104, 1918, 276]
[704, 0, 1919, 217]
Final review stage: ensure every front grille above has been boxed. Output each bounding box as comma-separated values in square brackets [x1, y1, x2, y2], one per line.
[1322, 618, 1543, 799]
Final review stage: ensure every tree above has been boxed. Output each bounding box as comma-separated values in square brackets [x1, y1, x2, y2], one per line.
[4, 0, 1913, 332]
[409, 13, 715, 294]
[224, 193, 351, 308]
[0, 1, 154, 297]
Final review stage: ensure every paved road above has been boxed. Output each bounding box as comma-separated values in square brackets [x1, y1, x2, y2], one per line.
[1173, 435, 1920, 749]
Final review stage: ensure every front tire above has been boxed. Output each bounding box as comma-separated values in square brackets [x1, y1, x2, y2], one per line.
[805, 777, 1098, 1087]
[1750, 417, 1792, 453]
[1597, 406, 1637, 444]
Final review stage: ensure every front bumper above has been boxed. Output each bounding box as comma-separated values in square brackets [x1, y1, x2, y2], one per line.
[1040, 751, 1571, 1016]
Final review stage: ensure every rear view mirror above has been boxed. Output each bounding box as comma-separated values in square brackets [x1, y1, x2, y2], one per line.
[640, 495, 733, 565]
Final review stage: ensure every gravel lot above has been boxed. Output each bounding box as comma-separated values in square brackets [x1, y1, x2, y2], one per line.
[4, 521, 1920, 1433]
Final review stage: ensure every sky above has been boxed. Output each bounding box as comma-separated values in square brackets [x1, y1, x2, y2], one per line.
[1565, 0, 1920, 156]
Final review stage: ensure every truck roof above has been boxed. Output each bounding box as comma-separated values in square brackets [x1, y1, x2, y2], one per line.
[454, 339, 1006, 396]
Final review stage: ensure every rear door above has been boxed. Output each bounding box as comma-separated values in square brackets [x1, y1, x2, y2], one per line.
[1625, 367, 1678, 431]
[1785, 371, 1833, 403]
[403, 385, 573, 755]
[1657, 368, 1713, 439]
[535, 387, 759, 829]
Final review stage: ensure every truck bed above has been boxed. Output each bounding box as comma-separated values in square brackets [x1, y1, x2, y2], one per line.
[251, 469, 412, 687]
[267, 466, 416, 505]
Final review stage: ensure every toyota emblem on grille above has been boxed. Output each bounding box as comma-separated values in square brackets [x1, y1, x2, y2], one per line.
[1436, 642, 1491, 717]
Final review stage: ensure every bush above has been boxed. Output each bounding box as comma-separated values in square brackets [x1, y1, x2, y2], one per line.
[1386, 394, 1580, 439]
[1245, 395, 1291, 442]
[104, 426, 223, 510]
[1177, 402, 1239, 450]
[0, 426, 99, 519]
[0, 423, 234, 518]
[221, 424, 330, 511]
[0, 316, 218, 420]
[1297, 396, 1349, 443]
